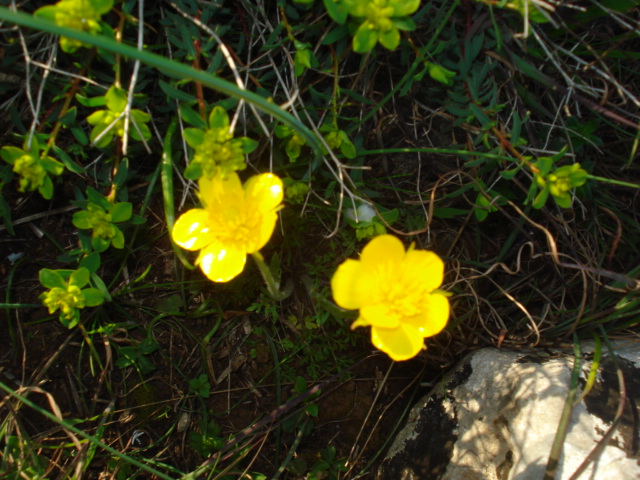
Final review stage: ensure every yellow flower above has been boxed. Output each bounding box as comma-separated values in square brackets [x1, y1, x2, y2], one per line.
[172, 172, 283, 282]
[331, 235, 449, 361]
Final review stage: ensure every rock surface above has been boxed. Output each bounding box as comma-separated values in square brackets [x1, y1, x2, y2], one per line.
[377, 344, 640, 480]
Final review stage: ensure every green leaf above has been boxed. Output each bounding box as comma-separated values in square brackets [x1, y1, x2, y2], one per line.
[39, 269, 66, 289]
[353, 25, 378, 53]
[239, 137, 258, 154]
[33, 5, 57, 20]
[92, 236, 110, 253]
[379, 27, 400, 51]
[536, 157, 553, 176]
[427, 62, 456, 85]
[159, 80, 198, 102]
[90, 124, 113, 148]
[69, 267, 90, 288]
[275, 125, 292, 139]
[110, 202, 132, 222]
[323, 0, 349, 24]
[392, 0, 421, 16]
[208, 106, 229, 130]
[40, 156, 65, 175]
[339, 137, 356, 158]
[105, 85, 127, 113]
[58, 106, 77, 125]
[86, 110, 108, 126]
[294, 48, 312, 77]
[52, 145, 84, 174]
[553, 193, 572, 208]
[321, 24, 349, 45]
[79, 252, 101, 273]
[73, 210, 93, 230]
[91, 272, 112, 302]
[82, 288, 104, 307]
[0, 146, 24, 164]
[93, 0, 114, 15]
[39, 175, 54, 200]
[60, 310, 80, 329]
[111, 227, 125, 249]
[86, 187, 110, 209]
[500, 163, 524, 180]
[532, 185, 550, 209]
[140, 335, 159, 355]
[183, 128, 205, 149]
[75, 93, 106, 108]
[179, 104, 207, 129]
[391, 16, 416, 31]
[184, 161, 202, 180]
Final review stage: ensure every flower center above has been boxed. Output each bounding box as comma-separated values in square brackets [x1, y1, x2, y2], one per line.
[210, 206, 262, 252]
[383, 282, 424, 319]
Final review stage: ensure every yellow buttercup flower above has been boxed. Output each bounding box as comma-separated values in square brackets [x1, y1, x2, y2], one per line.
[331, 235, 449, 361]
[172, 172, 283, 282]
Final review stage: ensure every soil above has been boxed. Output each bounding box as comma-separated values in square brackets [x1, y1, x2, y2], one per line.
[0, 174, 450, 479]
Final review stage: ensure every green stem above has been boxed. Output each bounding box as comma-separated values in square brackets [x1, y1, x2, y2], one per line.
[587, 174, 640, 190]
[162, 118, 195, 270]
[251, 252, 292, 301]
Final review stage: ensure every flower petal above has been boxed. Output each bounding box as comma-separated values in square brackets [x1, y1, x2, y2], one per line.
[245, 173, 283, 213]
[401, 249, 444, 291]
[172, 209, 215, 251]
[360, 234, 405, 273]
[405, 292, 450, 338]
[371, 324, 424, 361]
[199, 171, 243, 208]
[331, 258, 377, 310]
[248, 211, 278, 253]
[360, 303, 401, 329]
[197, 240, 246, 282]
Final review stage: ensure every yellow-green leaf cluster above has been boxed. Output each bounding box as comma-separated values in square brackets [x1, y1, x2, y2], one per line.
[1, 137, 64, 199]
[183, 107, 257, 180]
[35, 0, 113, 53]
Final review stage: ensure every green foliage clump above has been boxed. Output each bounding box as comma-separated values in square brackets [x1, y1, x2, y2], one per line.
[72, 188, 133, 252]
[182, 106, 257, 179]
[86, 85, 151, 148]
[39, 267, 104, 328]
[1, 138, 64, 199]
[35, 0, 113, 53]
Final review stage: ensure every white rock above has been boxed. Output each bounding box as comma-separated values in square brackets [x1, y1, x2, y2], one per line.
[378, 345, 640, 480]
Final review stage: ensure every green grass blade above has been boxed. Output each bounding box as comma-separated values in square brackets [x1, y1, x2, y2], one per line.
[0, 380, 180, 480]
[0, 7, 323, 157]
